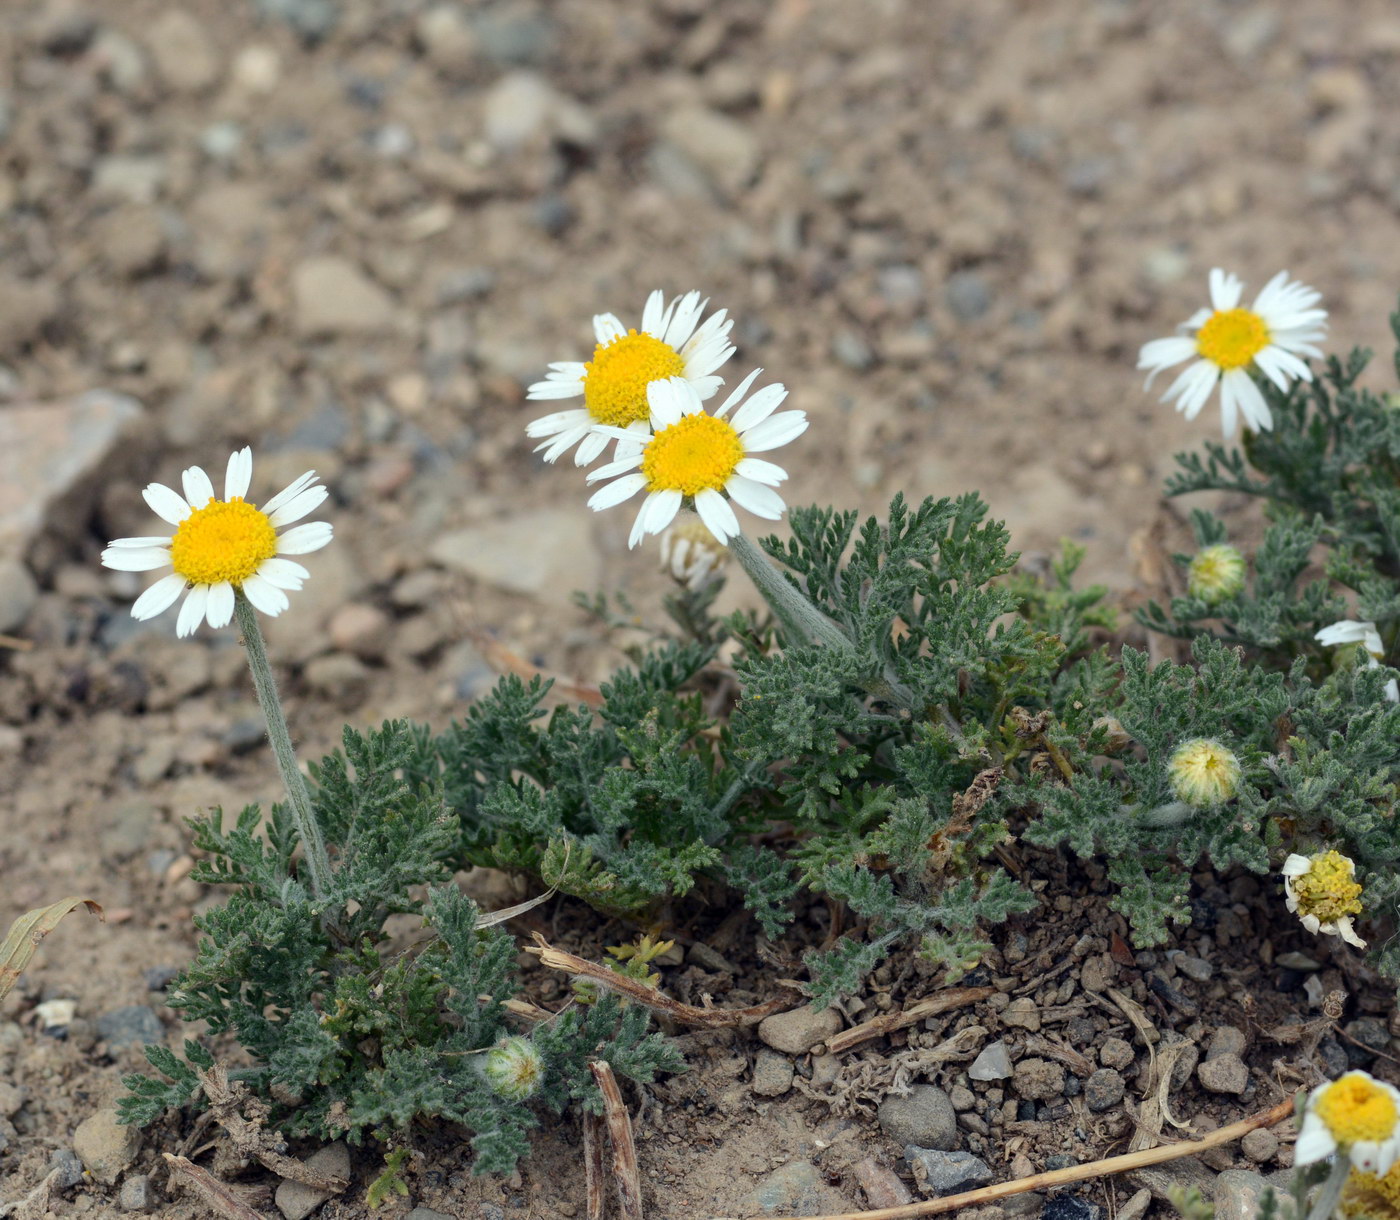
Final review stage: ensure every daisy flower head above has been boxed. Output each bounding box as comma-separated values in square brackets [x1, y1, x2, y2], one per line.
[1138, 268, 1327, 438]
[101, 447, 332, 638]
[1297, 1070, 1400, 1175]
[1166, 738, 1242, 808]
[1316, 619, 1400, 702]
[585, 371, 807, 548]
[1282, 849, 1366, 949]
[526, 289, 736, 467]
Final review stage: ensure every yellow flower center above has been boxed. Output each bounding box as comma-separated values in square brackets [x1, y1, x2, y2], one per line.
[642, 413, 744, 496]
[169, 498, 278, 587]
[1317, 1073, 1399, 1146]
[1187, 544, 1245, 604]
[1293, 850, 1365, 925]
[1343, 1163, 1400, 1220]
[583, 331, 687, 428]
[1196, 308, 1271, 370]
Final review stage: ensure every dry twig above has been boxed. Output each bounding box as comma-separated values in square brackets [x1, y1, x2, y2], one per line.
[591, 1060, 644, 1220]
[711, 1097, 1294, 1220]
[163, 1154, 269, 1220]
[583, 1107, 608, 1220]
[528, 933, 799, 1027]
[826, 988, 995, 1055]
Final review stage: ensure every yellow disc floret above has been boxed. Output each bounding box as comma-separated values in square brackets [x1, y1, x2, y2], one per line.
[1292, 850, 1365, 926]
[169, 498, 278, 586]
[583, 331, 687, 428]
[641, 413, 744, 496]
[1187, 544, 1246, 605]
[1318, 1073, 1400, 1146]
[1343, 1162, 1400, 1220]
[1167, 738, 1242, 807]
[1196, 308, 1271, 370]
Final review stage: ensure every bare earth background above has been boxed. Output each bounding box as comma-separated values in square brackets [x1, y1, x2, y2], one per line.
[4, 0, 1400, 1217]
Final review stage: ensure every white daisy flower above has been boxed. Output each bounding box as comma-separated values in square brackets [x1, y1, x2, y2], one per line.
[1296, 1070, 1400, 1175]
[585, 371, 806, 548]
[1282, 850, 1367, 949]
[1137, 268, 1327, 438]
[101, 447, 333, 638]
[525, 289, 735, 466]
[1316, 620, 1400, 702]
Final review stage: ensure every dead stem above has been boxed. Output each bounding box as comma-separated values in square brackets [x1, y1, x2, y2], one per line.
[163, 1154, 270, 1220]
[591, 1061, 644, 1220]
[825, 988, 995, 1055]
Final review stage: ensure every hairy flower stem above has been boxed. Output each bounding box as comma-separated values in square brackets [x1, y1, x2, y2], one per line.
[729, 532, 854, 653]
[234, 594, 332, 898]
[1305, 1157, 1350, 1220]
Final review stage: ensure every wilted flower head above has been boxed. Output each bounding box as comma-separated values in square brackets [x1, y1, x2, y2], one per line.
[1297, 1070, 1400, 1175]
[660, 512, 729, 590]
[1187, 544, 1245, 605]
[1282, 850, 1366, 948]
[482, 1035, 544, 1101]
[1167, 738, 1241, 808]
[526, 290, 735, 466]
[101, 448, 332, 638]
[1138, 268, 1327, 437]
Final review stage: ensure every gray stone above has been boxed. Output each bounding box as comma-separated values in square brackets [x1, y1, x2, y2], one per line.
[739, 1161, 849, 1215]
[415, 6, 478, 75]
[1116, 1188, 1152, 1220]
[946, 271, 992, 322]
[0, 559, 38, 631]
[1084, 1068, 1125, 1112]
[659, 106, 760, 198]
[757, 1004, 842, 1055]
[147, 9, 221, 93]
[0, 391, 143, 555]
[1214, 1171, 1277, 1220]
[0, 277, 59, 356]
[877, 1085, 958, 1151]
[1196, 1052, 1248, 1095]
[968, 1039, 1013, 1081]
[481, 72, 594, 151]
[1012, 1057, 1064, 1101]
[429, 508, 599, 604]
[292, 257, 396, 337]
[751, 1049, 795, 1097]
[1043, 1197, 1099, 1220]
[254, 0, 339, 42]
[1001, 997, 1041, 1031]
[905, 1148, 992, 1198]
[49, 1148, 85, 1189]
[73, 1107, 143, 1184]
[93, 156, 168, 203]
[96, 1006, 164, 1049]
[1240, 1128, 1279, 1164]
[303, 653, 371, 703]
[469, 6, 556, 65]
[1205, 1026, 1247, 1059]
[274, 1141, 349, 1220]
[1172, 953, 1214, 982]
[1127, 1157, 1214, 1203]
[1099, 1037, 1134, 1069]
[831, 329, 875, 371]
[119, 1173, 158, 1211]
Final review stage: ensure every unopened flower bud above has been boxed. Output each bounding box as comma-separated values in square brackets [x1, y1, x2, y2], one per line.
[659, 513, 728, 591]
[483, 1036, 544, 1101]
[1167, 738, 1241, 807]
[1187, 544, 1245, 605]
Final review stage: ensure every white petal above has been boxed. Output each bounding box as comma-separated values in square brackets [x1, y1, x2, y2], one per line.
[641, 290, 665, 336]
[143, 482, 192, 526]
[588, 473, 648, 511]
[257, 557, 310, 590]
[1208, 268, 1243, 311]
[267, 485, 328, 528]
[182, 466, 216, 509]
[681, 322, 734, 380]
[526, 408, 592, 439]
[712, 368, 763, 419]
[731, 383, 790, 433]
[1293, 1114, 1335, 1167]
[586, 454, 644, 483]
[260, 471, 318, 517]
[1227, 369, 1272, 433]
[225, 448, 253, 500]
[130, 572, 187, 620]
[526, 377, 585, 400]
[276, 522, 333, 554]
[593, 313, 625, 345]
[1137, 336, 1197, 388]
[176, 584, 209, 638]
[573, 429, 611, 468]
[205, 582, 235, 629]
[101, 546, 174, 572]
[725, 476, 786, 519]
[1218, 371, 1239, 439]
[688, 374, 724, 401]
[647, 377, 695, 428]
[242, 573, 289, 616]
[663, 292, 704, 349]
[627, 499, 652, 549]
[536, 425, 593, 464]
[106, 536, 173, 549]
[694, 488, 739, 544]
[1161, 360, 1217, 421]
[1336, 917, 1367, 949]
[1316, 620, 1375, 648]
[639, 488, 683, 537]
[1252, 346, 1298, 392]
[1280, 853, 1312, 877]
[735, 457, 789, 486]
[741, 411, 809, 452]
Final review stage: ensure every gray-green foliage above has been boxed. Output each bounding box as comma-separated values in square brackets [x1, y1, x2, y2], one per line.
[120, 722, 680, 1175]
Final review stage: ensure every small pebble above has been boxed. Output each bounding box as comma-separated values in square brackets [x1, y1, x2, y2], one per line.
[1241, 1128, 1279, 1164]
[969, 1040, 1013, 1081]
[751, 1049, 795, 1098]
[906, 1148, 992, 1198]
[1043, 1195, 1099, 1220]
[1197, 1053, 1249, 1095]
[1098, 1037, 1134, 1070]
[1012, 1058, 1064, 1101]
[1084, 1068, 1125, 1113]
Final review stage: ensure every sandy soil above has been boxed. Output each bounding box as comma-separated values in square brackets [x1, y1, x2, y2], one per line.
[3, 0, 1400, 1216]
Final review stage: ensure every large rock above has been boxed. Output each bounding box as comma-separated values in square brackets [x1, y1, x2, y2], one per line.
[877, 1085, 958, 1151]
[429, 508, 600, 602]
[0, 391, 144, 558]
[274, 1141, 349, 1220]
[756, 1004, 842, 1056]
[73, 1107, 142, 1184]
[292, 257, 396, 338]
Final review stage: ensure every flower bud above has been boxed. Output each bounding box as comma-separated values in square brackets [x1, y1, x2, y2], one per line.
[1186, 544, 1245, 605]
[483, 1036, 544, 1101]
[659, 513, 729, 591]
[1167, 738, 1241, 807]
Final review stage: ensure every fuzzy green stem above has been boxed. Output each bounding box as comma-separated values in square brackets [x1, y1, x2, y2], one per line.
[1304, 1155, 1350, 1220]
[728, 532, 854, 653]
[234, 594, 332, 898]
